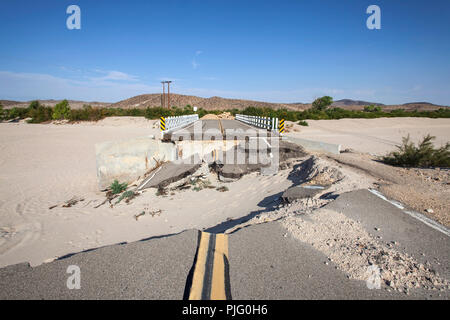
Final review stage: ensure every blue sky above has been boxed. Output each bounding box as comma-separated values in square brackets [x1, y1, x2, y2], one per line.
[0, 0, 449, 105]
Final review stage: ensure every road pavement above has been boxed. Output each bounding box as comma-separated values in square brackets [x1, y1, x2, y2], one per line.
[164, 119, 278, 141]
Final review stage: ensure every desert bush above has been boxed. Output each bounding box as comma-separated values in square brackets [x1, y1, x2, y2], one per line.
[144, 106, 173, 119]
[312, 96, 333, 111]
[115, 190, 136, 204]
[382, 134, 450, 168]
[298, 120, 309, 126]
[52, 99, 71, 120]
[6, 107, 29, 120]
[364, 105, 382, 112]
[28, 105, 53, 123]
[110, 180, 128, 194]
[3, 101, 449, 124]
[28, 100, 40, 111]
[242, 106, 265, 117]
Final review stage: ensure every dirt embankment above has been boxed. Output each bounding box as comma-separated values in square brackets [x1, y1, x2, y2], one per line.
[326, 152, 450, 227]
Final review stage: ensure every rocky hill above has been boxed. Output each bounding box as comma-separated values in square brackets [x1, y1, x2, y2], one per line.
[108, 94, 310, 111]
[1, 95, 446, 111]
[332, 99, 384, 107]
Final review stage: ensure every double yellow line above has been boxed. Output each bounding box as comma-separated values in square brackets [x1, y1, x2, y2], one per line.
[188, 232, 231, 300]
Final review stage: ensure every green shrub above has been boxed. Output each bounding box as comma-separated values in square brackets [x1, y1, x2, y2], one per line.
[110, 180, 128, 194]
[4, 100, 449, 124]
[298, 120, 309, 126]
[364, 105, 382, 112]
[28, 105, 53, 123]
[52, 100, 71, 120]
[6, 107, 29, 120]
[312, 96, 333, 111]
[28, 100, 40, 111]
[115, 190, 136, 204]
[382, 134, 450, 168]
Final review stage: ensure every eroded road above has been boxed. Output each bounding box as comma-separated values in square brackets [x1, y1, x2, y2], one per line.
[0, 189, 448, 300]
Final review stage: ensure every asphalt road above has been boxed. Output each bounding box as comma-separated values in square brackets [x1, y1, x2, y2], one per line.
[228, 189, 449, 299]
[165, 119, 277, 141]
[0, 230, 199, 299]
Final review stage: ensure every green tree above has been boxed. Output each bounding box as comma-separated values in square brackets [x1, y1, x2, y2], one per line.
[28, 100, 40, 110]
[28, 105, 53, 123]
[311, 96, 333, 111]
[52, 99, 71, 120]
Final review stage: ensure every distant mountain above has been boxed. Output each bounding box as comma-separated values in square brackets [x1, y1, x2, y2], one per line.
[1, 95, 446, 112]
[0, 100, 22, 107]
[109, 94, 310, 111]
[332, 99, 384, 107]
[402, 102, 437, 106]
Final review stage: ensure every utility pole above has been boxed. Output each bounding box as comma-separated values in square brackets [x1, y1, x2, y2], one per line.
[167, 81, 172, 109]
[161, 81, 166, 108]
[161, 81, 173, 109]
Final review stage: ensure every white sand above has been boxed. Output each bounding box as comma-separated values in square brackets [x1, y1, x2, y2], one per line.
[286, 117, 450, 155]
[0, 118, 294, 267]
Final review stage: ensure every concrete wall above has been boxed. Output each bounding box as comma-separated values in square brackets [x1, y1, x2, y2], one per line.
[283, 136, 341, 155]
[95, 137, 176, 190]
[175, 140, 239, 161]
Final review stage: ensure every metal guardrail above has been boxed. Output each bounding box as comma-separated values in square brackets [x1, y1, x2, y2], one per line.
[235, 114, 280, 132]
[160, 114, 199, 133]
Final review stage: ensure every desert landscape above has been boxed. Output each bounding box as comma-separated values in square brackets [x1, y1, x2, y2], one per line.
[0, 115, 448, 274]
[1, 0, 449, 303]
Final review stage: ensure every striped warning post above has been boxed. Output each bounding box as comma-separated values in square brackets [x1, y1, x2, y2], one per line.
[160, 117, 166, 131]
[188, 232, 231, 300]
[279, 119, 285, 133]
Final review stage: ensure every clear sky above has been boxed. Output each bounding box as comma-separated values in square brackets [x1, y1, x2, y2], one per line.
[0, 0, 449, 105]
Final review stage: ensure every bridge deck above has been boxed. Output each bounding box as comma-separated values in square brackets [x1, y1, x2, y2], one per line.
[163, 119, 278, 141]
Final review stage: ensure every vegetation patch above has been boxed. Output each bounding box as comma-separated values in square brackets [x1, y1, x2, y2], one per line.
[52, 100, 71, 120]
[381, 134, 450, 168]
[115, 190, 137, 204]
[2, 97, 450, 124]
[298, 120, 309, 126]
[110, 179, 128, 195]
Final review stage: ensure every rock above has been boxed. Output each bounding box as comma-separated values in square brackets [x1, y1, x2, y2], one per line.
[281, 185, 327, 203]
[138, 156, 202, 190]
[425, 208, 434, 213]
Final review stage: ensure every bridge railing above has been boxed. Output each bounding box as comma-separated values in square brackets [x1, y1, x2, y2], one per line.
[160, 114, 199, 133]
[235, 114, 280, 132]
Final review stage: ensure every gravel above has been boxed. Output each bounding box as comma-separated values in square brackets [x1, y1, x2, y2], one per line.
[283, 209, 449, 293]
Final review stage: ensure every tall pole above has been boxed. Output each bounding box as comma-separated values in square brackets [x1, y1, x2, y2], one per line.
[161, 81, 166, 108]
[167, 81, 172, 109]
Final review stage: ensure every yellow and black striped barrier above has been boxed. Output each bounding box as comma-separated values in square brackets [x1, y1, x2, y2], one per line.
[279, 119, 285, 133]
[160, 117, 166, 131]
[187, 232, 231, 300]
